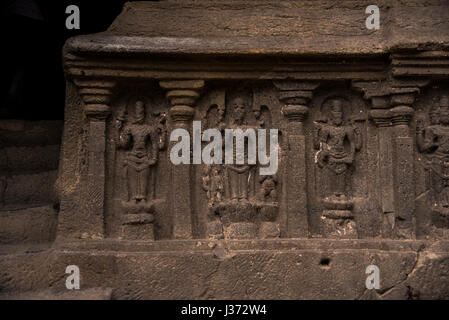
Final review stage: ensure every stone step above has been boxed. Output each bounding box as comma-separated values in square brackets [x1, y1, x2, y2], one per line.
[0, 288, 113, 300]
[0, 145, 60, 174]
[0, 205, 58, 244]
[0, 120, 62, 148]
[0, 244, 53, 293]
[0, 245, 112, 299]
[0, 171, 58, 207]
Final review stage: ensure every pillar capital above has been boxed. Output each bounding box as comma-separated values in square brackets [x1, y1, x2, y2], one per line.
[388, 90, 417, 132]
[282, 105, 309, 122]
[160, 80, 205, 126]
[390, 105, 414, 126]
[274, 80, 319, 106]
[369, 109, 392, 127]
[73, 78, 116, 120]
[274, 80, 319, 125]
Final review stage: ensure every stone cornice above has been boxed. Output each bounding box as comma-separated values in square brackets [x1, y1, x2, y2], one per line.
[64, 1, 449, 56]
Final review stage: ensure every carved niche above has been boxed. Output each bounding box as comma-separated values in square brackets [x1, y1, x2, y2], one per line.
[415, 89, 449, 235]
[199, 85, 281, 240]
[114, 95, 168, 240]
[309, 88, 368, 239]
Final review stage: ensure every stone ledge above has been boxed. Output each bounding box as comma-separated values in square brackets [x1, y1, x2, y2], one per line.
[63, 0, 449, 59]
[52, 238, 433, 253]
[1, 239, 448, 299]
[0, 287, 112, 300]
[47, 241, 448, 299]
[0, 205, 58, 244]
[0, 145, 60, 174]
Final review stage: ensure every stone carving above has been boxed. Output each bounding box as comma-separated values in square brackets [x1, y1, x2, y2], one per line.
[225, 97, 256, 202]
[202, 165, 224, 208]
[314, 97, 362, 238]
[259, 174, 277, 202]
[202, 91, 279, 239]
[417, 95, 449, 228]
[116, 99, 167, 239]
[41, 0, 449, 300]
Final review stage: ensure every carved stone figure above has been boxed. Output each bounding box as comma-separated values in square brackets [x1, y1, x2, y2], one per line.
[225, 97, 255, 202]
[315, 99, 362, 199]
[202, 165, 224, 208]
[417, 95, 449, 226]
[314, 97, 362, 238]
[42, 0, 449, 300]
[116, 99, 167, 240]
[117, 100, 160, 203]
[202, 92, 279, 240]
[259, 174, 277, 202]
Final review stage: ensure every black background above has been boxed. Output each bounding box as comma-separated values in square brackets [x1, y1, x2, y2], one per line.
[0, 0, 153, 120]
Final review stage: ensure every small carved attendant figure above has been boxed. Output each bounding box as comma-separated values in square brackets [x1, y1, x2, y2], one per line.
[117, 100, 159, 203]
[202, 165, 224, 208]
[429, 104, 440, 126]
[259, 175, 277, 202]
[226, 97, 254, 202]
[417, 95, 449, 210]
[315, 98, 362, 199]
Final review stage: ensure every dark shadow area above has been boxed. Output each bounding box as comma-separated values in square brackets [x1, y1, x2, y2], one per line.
[0, 0, 133, 120]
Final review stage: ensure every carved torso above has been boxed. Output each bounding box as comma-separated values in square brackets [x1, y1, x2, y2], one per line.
[428, 125, 449, 156]
[322, 125, 351, 158]
[119, 123, 158, 171]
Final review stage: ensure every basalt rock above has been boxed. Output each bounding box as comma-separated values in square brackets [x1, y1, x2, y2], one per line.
[3, 0, 449, 299]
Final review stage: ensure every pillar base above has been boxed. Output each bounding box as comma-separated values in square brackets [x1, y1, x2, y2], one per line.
[120, 213, 155, 241]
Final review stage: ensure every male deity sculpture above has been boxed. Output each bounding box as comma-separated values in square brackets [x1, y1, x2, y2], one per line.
[225, 97, 255, 202]
[417, 95, 449, 212]
[116, 100, 160, 204]
[314, 98, 362, 200]
[202, 94, 279, 239]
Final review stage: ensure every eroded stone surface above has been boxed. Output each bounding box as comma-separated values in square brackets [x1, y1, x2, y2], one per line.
[2, 0, 449, 299]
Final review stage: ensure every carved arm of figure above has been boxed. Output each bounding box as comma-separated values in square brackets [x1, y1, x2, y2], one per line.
[316, 125, 329, 168]
[353, 124, 362, 151]
[343, 126, 357, 164]
[117, 125, 132, 149]
[148, 129, 159, 166]
[116, 107, 132, 149]
[201, 166, 212, 199]
[157, 112, 167, 150]
[313, 123, 323, 150]
[416, 118, 437, 153]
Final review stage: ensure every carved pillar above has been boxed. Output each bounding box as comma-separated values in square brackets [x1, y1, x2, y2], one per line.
[74, 79, 116, 239]
[274, 81, 319, 238]
[354, 78, 425, 239]
[160, 80, 204, 239]
[390, 92, 416, 239]
[370, 106, 395, 237]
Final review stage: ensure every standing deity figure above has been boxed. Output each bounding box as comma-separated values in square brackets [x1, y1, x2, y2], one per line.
[225, 97, 255, 202]
[314, 98, 362, 199]
[417, 95, 449, 210]
[117, 100, 159, 203]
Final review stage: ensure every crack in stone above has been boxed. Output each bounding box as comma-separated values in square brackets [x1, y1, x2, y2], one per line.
[378, 244, 425, 299]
